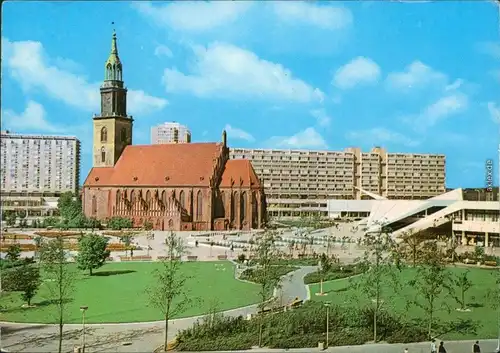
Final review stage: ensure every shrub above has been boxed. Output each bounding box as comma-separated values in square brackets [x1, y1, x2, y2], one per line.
[176, 333, 255, 351]
[240, 266, 298, 283]
[34, 231, 81, 237]
[304, 263, 364, 284]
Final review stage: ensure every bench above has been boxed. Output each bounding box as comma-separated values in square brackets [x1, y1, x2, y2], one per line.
[120, 256, 151, 261]
[157, 256, 181, 261]
[187, 256, 198, 261]
[217, 255, 228, 260]
[133, 256, 152, 261]
[484, 261, 498, 267]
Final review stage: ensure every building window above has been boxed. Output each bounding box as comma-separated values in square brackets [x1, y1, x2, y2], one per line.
[101, 127, 108, 142]
[161, 190, 166, 205]
[196, 190, 203, 221]
[145, 190, 151, 205]
[231, 192, 236, 222]
[91, 196, 97, 216]
[179, 190, 185, 209]
[240, 192, 247, 223]
[121, 128, 127, 143]
[101, 147, 106, 163]
[116, 190, 121, 207]
[130, 190, 135, 204]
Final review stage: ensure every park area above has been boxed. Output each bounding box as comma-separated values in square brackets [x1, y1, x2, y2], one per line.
[309, 266, 499, 340]
[0, 261, 260, 324]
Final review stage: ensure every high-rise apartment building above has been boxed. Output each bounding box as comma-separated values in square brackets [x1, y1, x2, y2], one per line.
[1, 131, 81, 193]
[230, 147, 446, 218]
[151, 122, 191, 144]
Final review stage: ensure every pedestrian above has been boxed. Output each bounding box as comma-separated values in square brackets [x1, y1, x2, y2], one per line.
[431, 339, 437, 353]
[473, 341, 481, 353]
[195, 240, 199, 247]
[404, 348, 409, 353]
[438, 341, 446, 353]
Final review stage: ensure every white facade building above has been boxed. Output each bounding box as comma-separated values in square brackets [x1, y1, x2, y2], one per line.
[230, 147, 446, 219]
[1, 131, 81, 193]
[327, 188, 500, 247]
[151, 122, 191, 144]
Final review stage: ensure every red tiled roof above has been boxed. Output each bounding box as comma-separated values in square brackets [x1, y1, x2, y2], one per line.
[83, 143, 224, 187]
[220, 159, 261, 189]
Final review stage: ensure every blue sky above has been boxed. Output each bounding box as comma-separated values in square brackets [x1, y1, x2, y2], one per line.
[1, 1, 499, 189]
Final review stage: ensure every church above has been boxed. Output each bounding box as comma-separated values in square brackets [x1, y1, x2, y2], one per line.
[82, 32, 267, 231]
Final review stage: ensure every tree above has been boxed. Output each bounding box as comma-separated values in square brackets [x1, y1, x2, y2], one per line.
[86, 217, 101, 230]
[39, 236, 75, 353]
[317, 253, 332, 295]
[6, 212, 16, 226]
[449, 270, 472, 311]
[33, 236, 44, 260]
[253, 231, 282, 347]
[351, 226, 402, 343]
[57, 192, 80, 219]
[408, 240, 451, 339]
[76, 233, 110, 275]
[3, 263, 41, 306]
[400, 230, 424, 267]
[5, 244, 21, 262]
[120, 233, 134, 256]
[107, 216, 132, 230]
[147, 231, 191, 352]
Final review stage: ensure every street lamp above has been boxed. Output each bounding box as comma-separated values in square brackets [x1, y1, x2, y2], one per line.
[80, 306, 88, 353]
[324, 301, 331, 350]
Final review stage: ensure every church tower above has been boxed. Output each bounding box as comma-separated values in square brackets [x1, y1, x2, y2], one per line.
[92, 30, 133, 167]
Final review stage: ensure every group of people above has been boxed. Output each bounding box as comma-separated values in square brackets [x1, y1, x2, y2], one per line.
[403, 340, 483, 353]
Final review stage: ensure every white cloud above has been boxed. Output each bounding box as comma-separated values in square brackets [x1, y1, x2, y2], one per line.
[267, 127, 328, 149]
[333, 57, 381, 89]
[133, 2, 252, 32]
[417, 93, 468, 131]
[386, 61, 447, 90]
[154, 45, 173, 58]
[224, 124, 255, 142]
[478, 41, 500, 59]
[1, 101, 64, 133]
[346, 127, 420, 147]
[273, 2, 352, 30]
[162, 42, 324, 103]
[444, 79, 463, 92]
[2, 37, 168, 116]
[310, 109, 331, 127]
[488, 102, 500, 124]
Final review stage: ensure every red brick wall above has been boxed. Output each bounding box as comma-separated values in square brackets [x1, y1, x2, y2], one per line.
[83, 184, 266, 230]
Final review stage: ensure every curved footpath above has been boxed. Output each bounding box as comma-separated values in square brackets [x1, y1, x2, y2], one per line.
[0, 266, 317, 353]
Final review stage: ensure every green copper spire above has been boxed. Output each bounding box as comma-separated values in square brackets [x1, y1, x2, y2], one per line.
[104, 30, 123, 81]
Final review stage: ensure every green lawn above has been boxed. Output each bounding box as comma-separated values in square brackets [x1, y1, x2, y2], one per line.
[309, 266, 499, 340]
[0, 261, 260, 324]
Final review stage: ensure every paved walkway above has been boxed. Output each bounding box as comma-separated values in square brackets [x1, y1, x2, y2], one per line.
[0, 266, 317, 353]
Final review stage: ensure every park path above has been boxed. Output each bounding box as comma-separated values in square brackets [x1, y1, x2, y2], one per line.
[0, 266, 317, 353]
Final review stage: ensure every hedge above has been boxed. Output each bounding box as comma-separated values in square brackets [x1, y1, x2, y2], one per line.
[33, 231, 81, 237]
[304, 264, 365, 284]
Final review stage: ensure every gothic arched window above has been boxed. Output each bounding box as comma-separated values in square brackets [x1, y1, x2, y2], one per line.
[116, 190, 121, 207]
[196, 190, 203, 221]
[240, 192, 247, 223]
[100, 127, 108, 142]
[101, 147, 106, 163]
[179, 190, 185, 209]
[230, 192, 236, 222]
[130, 190, 135, 204]
[161, 190, 166, 205]
[91, 196, 97, 216]
[145, 190, 151, 206]
[106, 64, 112, 80]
